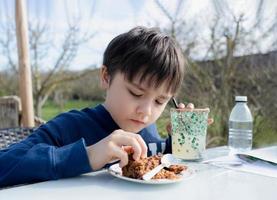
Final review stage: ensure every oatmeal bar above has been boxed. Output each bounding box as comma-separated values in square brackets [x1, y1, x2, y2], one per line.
[122, 154, 187, 180]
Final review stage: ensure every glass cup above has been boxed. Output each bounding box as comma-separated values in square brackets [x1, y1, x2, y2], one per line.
[170, 108, 210, 160]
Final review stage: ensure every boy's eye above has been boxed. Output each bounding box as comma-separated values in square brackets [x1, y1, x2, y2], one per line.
[129, 90, 143, 97]
[155, 100, 164, 105]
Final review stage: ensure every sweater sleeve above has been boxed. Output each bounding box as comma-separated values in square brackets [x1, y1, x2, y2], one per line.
[140, 124, 172, 155]
[0, 112, 92, 187]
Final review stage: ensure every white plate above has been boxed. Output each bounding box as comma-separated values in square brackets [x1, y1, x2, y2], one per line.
[108, 163, 194, 184]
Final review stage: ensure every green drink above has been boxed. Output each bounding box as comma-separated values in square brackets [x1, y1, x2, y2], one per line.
[170, 108, 210, 160]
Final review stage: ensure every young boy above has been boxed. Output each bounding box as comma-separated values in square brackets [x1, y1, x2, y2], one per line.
[0, 26, 186, 187]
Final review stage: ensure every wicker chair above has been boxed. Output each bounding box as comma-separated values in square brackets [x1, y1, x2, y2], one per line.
[0, 96, 46, 129]
[0, 96, 21, 129]
[0, 96, 45, 149]
[0, 127, 35, 149]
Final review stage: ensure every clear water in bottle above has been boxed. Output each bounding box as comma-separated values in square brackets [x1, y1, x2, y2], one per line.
[228, 120, 253, 152]
[228, 96, 253, 153]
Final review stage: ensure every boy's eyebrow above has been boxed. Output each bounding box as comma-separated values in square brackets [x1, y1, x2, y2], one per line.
[130, 82, 171, 99]
[157, 95, 171, 100]
[129, 82, 146, 91]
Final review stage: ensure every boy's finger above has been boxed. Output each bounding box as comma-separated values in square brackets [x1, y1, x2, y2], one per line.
[112, 144, 129, 168]
[178, 103, 185, 109]
[208, 118, 214, 125]
[133, 134, 148, 158]
[118, 131, 147, 159]
[186, 103, 195, 109]
[122, 146, 134, 155]
[113, 133, 142, 161]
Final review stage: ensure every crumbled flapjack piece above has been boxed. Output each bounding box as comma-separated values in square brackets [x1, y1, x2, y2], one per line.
[166, 164, 187, 174]
[122, 155, 160, 179]
[153, 169, 179, 179]
[122, 154, 187, 180]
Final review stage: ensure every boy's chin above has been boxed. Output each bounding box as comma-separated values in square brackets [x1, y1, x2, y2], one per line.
[121, 125, 145, 134]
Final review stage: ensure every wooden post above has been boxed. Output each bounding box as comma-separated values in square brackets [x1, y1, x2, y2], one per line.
[15, 0, 35, 127]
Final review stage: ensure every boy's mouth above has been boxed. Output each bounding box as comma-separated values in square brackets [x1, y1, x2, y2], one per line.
[130, 119, 146, 125]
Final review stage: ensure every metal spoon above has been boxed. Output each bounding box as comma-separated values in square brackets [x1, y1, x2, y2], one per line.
[142, 154, 179, 181]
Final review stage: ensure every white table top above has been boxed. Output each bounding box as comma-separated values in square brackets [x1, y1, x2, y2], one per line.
[1, 146, 276, 200]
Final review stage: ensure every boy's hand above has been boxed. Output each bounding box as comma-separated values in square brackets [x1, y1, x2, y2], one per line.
[86, 129, 147, 170]
[166, 103, 214, 135]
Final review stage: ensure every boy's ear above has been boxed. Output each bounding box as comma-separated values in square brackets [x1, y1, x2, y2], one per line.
[100, 65, 110, 89]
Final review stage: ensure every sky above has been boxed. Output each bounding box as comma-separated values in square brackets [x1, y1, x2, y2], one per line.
[0, 0, 276, 71]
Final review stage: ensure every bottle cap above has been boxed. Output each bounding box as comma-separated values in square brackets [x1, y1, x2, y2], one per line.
[235, 96, 247, 102]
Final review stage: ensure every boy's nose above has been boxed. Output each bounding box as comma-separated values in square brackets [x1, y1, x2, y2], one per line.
[137, 102, 152, 118]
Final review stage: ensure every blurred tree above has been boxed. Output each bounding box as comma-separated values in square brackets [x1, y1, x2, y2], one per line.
[155, 0, 277, 146]
[200, 0, 277, 145]
[154, 0, 197, 57]
[0, 1, 96, 117]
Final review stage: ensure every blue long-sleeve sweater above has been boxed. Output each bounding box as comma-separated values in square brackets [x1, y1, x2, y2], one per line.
[0, 104, 171, 187]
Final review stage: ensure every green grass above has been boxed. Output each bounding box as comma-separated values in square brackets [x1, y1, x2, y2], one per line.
[42, 100, 277, 148]
[42, 100, 101, 121]
[253, 117, 277, 148]
[156, 105, 171, 138]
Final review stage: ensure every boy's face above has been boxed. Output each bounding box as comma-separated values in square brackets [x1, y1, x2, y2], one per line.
[102, 68, 172, 133]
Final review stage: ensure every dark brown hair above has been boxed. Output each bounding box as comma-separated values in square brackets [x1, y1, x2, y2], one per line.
[103, 26, 186, 94]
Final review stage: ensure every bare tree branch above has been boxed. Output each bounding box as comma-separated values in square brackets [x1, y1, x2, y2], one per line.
[0, 1, 96, 117]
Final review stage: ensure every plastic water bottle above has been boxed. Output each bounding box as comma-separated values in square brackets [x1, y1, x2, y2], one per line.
[228, 96, 253, 153]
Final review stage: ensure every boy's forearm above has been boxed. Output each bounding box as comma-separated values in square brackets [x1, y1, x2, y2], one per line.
[0, 139, 91, 187]
[53, 139, 92, 177]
